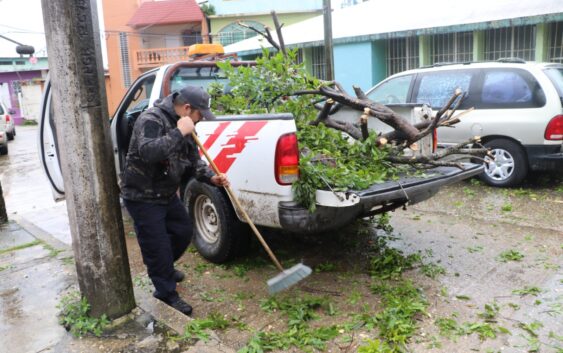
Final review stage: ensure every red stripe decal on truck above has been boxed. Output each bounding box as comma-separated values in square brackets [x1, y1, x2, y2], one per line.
[202, 122, 231, 152]
[213, 121, 268, 173]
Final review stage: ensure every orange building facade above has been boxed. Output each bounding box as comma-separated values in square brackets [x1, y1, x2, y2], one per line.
[102, 0, 208, 115]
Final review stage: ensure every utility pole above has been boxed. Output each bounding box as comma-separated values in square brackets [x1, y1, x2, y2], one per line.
[323, 0, 334, 81]
[41, 0, 135, 318]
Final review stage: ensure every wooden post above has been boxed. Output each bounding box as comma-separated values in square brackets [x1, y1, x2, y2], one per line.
[323, 0, 334, 81]
[40, 0, 135, 318]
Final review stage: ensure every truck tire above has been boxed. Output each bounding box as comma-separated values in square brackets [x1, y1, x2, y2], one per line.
[184, 179, 249, 263]
[0, 144, 7, 155]
[479, 138, 528, 187]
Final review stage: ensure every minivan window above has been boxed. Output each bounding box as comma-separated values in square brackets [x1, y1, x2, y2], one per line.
[367, 75, 413, 104]
[415, 71, 473, 108]
[478, 69, 545, 108]
[0, 104, 3, 115]
[543, 68, 563, 99]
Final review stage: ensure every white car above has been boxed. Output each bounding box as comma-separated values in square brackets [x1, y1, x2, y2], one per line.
[0, 101, 16, 141]
[365, 60, 563, 187]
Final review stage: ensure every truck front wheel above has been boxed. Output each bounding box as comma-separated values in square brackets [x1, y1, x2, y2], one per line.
[184, 179, 249, 263]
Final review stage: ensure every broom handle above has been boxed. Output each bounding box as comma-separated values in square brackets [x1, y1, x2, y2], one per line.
[192, 132, 285, 272]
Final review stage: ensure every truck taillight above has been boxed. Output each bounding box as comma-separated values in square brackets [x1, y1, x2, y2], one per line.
[545, 115, 563, 140]
[275, 133, 299, 185]
[432, 129, 438, 153]
[5, 115, 10, 122]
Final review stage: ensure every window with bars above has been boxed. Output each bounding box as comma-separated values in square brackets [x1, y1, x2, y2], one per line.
[548, 21, 563, 63]
[311, 46, 327, 80]
[431, 32, 473, 64]
[484, 25, 536, 61]
[387, 37, 419, 76]
[217, 21, 264, 46]
[119, 32, 132, 88]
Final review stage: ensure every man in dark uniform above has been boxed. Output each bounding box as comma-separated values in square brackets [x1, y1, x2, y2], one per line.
[121, 86, 228, 316]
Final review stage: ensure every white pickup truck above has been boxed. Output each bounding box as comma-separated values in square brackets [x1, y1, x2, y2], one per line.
[40, 60, 483, 263]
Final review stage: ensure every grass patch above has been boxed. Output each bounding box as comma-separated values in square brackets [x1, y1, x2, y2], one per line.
[420, 263, 446, 279]
[22, 119, 38, 126]
[435, 313, 510, 341]
[455, 295, 471, 301]
[512, 286, 542, 297]
[369, 243, 421, 280]
[467, 245, 484, 253]
[315, 261, 337, 273]
[0, 240, 42, 255]
[238, 295, 339, 352]
[43, 243, 64, 258]
[180, 312, 231, 342]
[369, 280, 428, 347]
[498, 249, 524, 262]
[57, 291, 109, 337]
[501, 203, 513, 212]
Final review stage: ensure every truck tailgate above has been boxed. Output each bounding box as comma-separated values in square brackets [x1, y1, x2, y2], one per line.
[355, 163, 483, 215]
[279, 163, 483, 234]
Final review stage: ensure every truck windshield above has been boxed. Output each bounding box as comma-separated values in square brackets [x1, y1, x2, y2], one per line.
[170, 66, 228, 92]
[543, 68, 563, 105]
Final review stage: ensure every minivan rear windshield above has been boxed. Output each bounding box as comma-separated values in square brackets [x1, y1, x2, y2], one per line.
[543, 68, 563, 101]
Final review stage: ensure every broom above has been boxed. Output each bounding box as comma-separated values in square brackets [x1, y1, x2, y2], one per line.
[191, 132, 312, 294]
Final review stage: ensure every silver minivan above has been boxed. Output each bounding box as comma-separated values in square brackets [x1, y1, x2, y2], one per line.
[365, 60, 563, 187]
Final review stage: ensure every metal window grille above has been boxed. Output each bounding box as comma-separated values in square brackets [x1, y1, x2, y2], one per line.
[548, 21, 563, 63]
[218, 21, 264, 46]
[119, 32, 132, 88]
[430, 32, 473, 64]
[387, 37, 419, 76]
[484, 25, 536, 61]
[311, 46, 327, 80]
[295, 48, 304, 64]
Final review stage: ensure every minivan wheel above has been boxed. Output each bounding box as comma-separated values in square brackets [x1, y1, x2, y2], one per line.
[480, 139, 528, 187]
[0, 144, 7, 155]
[184, 179, 250, 263]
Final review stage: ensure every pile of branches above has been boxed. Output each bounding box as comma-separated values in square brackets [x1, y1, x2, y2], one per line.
[210, 12, 488, 209]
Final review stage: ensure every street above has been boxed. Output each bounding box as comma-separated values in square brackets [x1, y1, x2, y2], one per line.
[0, 125, 561, 352]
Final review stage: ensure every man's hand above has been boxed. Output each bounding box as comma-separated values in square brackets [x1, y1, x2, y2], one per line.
[211, 173, 230, 187]
[177, 116, 195, 136]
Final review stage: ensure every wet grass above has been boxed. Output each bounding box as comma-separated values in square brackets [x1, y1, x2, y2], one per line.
[0, 240, 41, 255]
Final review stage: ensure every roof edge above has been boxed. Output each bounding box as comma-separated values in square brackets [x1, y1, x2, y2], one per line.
[232, 13, 563, 56]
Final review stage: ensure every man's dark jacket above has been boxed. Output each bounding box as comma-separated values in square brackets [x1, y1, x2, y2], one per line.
[120, 95, 214, 204]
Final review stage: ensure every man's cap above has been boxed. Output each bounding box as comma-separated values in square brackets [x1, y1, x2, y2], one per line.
[176, 86, 216, 120]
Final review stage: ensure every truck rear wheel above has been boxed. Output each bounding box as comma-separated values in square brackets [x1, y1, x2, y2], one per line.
[184, 179, 249, 263]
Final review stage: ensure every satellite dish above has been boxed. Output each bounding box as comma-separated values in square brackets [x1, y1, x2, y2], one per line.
[16, 45, 35, 56]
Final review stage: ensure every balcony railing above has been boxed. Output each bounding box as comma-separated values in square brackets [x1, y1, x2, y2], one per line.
[135, 46, 192, 69]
